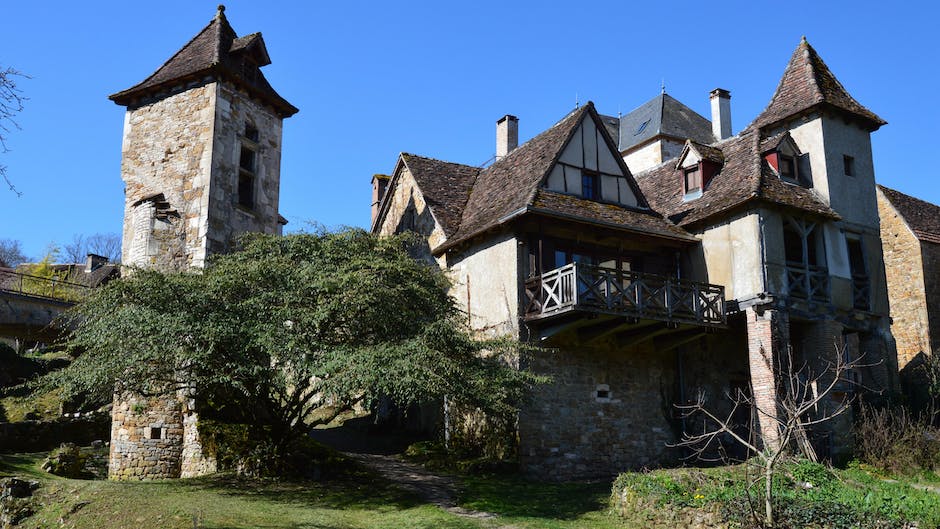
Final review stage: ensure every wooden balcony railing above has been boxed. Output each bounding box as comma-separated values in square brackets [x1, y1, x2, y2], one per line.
[786, 263, 829, 303]
[852, 273, 871, 311]
[0, 269, 89, 303]
[523, 263, 726, 327]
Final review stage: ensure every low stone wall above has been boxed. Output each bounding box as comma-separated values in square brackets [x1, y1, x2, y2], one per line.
[0, 412, 109, 452]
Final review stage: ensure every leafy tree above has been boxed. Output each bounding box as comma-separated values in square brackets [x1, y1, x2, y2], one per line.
[44, 229, 541, 445]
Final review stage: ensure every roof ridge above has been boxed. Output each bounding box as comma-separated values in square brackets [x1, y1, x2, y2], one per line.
[112, 15, 223, 98]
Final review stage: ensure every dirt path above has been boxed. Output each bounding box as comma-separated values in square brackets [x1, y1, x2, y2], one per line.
[345, 452, 498, 520]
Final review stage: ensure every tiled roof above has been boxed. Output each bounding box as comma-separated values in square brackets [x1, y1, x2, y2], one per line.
[441, 105, 590, 249]
[752, 38, 884, 131]
[636, 127, 837, 228]
[531, 189, 696, 241]
[878, 185, 940, 244]
[613, 93, 715, 152]
[109, 8, 297, 117]
[400, 153, 480, 237]
[416, 102, 691, 253]
[685, 140, 724, 165]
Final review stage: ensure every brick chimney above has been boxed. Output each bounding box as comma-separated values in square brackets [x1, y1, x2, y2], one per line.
[496, 115, 518, 160]
[86, 253, 108, 272]
[709, 88, 732, 140]
[371, 173, 390, 228]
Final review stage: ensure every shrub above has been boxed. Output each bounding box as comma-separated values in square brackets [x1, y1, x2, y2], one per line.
[40, 443, 85, 478]
[856, 404, 940, 474]
[199, 420, 346, 479]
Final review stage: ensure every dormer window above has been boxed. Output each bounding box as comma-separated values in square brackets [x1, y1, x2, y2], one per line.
[779, 154, 796, 181]
[682, 164, 703, 201]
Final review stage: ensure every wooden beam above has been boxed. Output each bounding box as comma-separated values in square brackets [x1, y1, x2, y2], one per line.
[653, 329, 705, 353]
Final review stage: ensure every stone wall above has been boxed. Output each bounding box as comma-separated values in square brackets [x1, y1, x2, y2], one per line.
[878, 191, 930, 369]
[0, 413, 108, 453]
[204, 84, 284, 257]
[375, 164, 447, 265]
[121, 82, 217, 270]
[921, 241, 940, 356]
[109, 394, 184, 480]
[518, 341, 678, 480]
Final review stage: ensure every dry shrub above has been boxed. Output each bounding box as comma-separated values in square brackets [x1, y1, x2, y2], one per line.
[856, 404, 940, 474]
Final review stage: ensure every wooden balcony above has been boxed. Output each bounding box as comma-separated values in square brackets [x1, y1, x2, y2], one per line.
[785, 263, 829, 303]
[523, 263, 726, 327]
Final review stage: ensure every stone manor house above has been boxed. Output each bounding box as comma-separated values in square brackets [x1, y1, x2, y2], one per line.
[372, 38, 902, 479]
[102, 7, 936, 481]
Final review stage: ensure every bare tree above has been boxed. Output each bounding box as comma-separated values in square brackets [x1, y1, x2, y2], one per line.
[0, 238, 28, 267]
[0, 66, 28, 197]
[63, 233, 121, 264]
[673, 344, 868, 527]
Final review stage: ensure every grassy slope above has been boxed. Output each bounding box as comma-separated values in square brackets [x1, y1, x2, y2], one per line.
[1, 453, 482, 529]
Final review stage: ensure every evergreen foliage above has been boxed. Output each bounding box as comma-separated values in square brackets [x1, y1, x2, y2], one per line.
[42, 229, 542, 445]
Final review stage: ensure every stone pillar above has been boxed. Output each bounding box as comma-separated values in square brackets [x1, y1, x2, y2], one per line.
[109, 393, 184, 480]
[745, 306, 788, 451]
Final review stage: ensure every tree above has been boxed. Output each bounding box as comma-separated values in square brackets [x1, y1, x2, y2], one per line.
[0, 238, 28, 267]
[43, 229, 541, 446]
[0, 66, 27, 196]
[63, 233, 121, 264]
[674, 344, 866, 528]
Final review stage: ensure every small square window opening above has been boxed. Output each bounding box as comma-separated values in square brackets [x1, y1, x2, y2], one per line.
[244, 124, 259, 142]
[149, 427, 162, 440]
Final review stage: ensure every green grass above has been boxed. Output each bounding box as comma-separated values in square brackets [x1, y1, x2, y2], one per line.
[0, 387, 63, 422]
[458, 474, 626, 529]
[0, 452, 485, 529]
[612, 460, 940, 529]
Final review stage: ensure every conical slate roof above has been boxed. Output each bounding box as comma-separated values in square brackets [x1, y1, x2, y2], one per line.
[752, 37, 884, 131]
[109, 6, 297, 117]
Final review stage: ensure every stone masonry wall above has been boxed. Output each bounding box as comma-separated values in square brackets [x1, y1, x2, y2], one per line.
[922, 241, 940, 356]
[109, 393, 184, 480]
[204, 84, 284, 258]
[121, 82, 216, 270]
[518, 340, 678, 480]
[878, 192, 930, 369]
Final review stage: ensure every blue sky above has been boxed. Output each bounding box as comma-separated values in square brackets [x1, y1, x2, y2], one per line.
[2, 1, 938, 260]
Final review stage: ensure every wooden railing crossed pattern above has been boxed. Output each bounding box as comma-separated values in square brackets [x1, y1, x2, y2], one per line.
[524, 263, 725, 327]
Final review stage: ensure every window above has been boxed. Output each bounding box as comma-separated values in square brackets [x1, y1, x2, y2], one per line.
[684, 165, 702, 195]
[783, 217, 829, 302]
[845, 234, 869, 310]
[843, 155, 855, 177]
[779, 154, 796, 180]
[149, 427, 162, 440]
[238, 123, 258, 209]
[581, 170, 599, 200]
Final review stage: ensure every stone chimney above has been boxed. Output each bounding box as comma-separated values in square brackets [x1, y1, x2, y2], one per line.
[86, 253, 108, 272]
[709, 88, 732, 140]
[371, 173, 390, 228]
[496, 115, 518, 160]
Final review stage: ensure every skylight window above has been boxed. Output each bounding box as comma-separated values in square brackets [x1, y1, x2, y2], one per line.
[634, 119, 650, 136]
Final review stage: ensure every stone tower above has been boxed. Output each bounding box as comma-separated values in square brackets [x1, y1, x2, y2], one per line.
[106, 6, 297, 480]
[110, 5, 297, 271]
